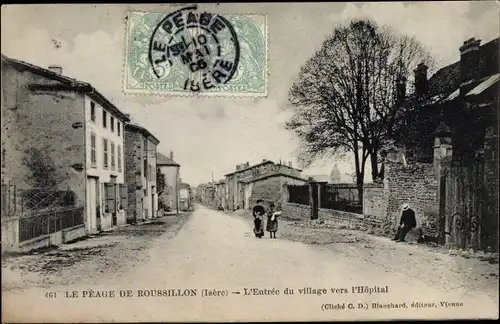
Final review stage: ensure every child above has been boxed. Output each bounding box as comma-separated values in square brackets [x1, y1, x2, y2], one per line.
[266, 203, 282, 239]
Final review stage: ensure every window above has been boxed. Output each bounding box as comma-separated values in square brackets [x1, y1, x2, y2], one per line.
[117, 145, 122, 172]
[117, 122, 121, 136]
[148, 164, 152, 181]
[143, 159, 147, 179]
[90, 102, 96, 122]
[90, 132, 97, 167]
[111, 142, 116, 171]
[103, 110, 107, 128]
[103, 138, 108, 168]
[111, 116, 115, 132]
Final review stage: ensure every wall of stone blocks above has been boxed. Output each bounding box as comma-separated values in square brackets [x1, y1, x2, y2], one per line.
[385, 161, 439, 237]
[363, 184, 389, 221]
[1, 64, 86, 208]
[124, 130, 143, 222]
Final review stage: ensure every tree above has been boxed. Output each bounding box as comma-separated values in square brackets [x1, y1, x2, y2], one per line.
[22, 147, 60, 188]
[286, 20, 433, 203]
[156, 166, 166, 195]
[156, 166, 168, 211]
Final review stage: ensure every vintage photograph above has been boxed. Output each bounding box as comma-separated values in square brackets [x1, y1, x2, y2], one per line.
[1, 2, 499, 322]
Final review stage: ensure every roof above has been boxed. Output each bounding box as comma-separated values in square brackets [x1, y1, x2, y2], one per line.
[180, 183, 191, 189]
[307, 174, 330, 182]
[224, 160, 274, 177]
[125, 122, 160, 145]
[427, 38, 499, 98]
[156, 152, 180, 166]
[466, 73, 499, 96]
[224, 160, 303, 177]
[1, 54, 130, 122]
[239, 171, 308, 184]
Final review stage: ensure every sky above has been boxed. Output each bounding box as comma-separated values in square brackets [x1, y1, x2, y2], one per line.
[2, 2, 499, 186]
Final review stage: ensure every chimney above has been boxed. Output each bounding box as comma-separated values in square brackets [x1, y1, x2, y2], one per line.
[246, 161, 250, 168]
[433, 122, 453, 170]
[288, 161, 292, 167]
[170, 151, 174, 160]
[262, 159, 267, 162]
[48, 65, 63, 75]
[459, 38, 481, 93]
[414, 63, 428, 99]
[236, 165, 241, 171]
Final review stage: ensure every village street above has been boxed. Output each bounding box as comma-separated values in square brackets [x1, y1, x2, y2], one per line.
[2, 205, 499, 322]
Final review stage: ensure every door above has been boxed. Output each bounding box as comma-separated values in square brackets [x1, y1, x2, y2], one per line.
[86, 177, 98, 233]
[443, 163, 485, 249]
[108, 176, 117, 227]
[151, 186, 155, 218]
[111, 183, 117, 226]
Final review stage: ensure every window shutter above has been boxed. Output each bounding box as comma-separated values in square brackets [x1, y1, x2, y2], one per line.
[119, 184, 127, 210]
[105, 183, 116, 213]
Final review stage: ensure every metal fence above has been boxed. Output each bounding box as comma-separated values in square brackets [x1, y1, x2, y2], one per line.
[288, 184, 310, 205]
[19, 206, 84, 242]
[1, 181, 76, 218]
[320, 184, 362, 214]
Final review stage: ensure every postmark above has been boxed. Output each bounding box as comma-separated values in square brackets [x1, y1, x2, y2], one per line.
[124, 6, 267, 97]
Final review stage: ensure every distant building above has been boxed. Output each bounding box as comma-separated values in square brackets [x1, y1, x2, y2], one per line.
[179, 181, 192, 211]
[215, 179, 227, 209]
[306, 174, 330, 183]
[330, 164, 341, 183]
[157, 151, 180, 214]
[196, 182, 216, 206]
[224, 159, 305, 210]
[125, 122, 160, 223]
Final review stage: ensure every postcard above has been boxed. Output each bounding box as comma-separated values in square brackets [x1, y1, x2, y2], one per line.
[1, 2, 499, 322]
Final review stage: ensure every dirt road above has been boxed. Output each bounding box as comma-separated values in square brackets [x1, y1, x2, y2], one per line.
[2, 206, 498, 322]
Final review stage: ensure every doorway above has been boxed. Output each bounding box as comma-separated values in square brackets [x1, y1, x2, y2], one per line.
[86, 177, 99, 233]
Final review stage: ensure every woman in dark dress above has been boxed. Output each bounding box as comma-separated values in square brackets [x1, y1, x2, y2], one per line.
[252, 199, 265, 238]
[266, 203, 282, 239]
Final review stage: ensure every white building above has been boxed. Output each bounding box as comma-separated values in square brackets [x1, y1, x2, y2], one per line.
[157, 152, 180, 214]
[85, 95, 130, 233]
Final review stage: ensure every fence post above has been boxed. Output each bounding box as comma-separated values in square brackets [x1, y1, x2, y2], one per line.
[309, 181, 319, 220]
[317, 182, 327, 209]
[438, 167, 447, 245]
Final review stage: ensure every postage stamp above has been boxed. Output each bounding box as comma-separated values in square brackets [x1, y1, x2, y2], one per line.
[124, 6, 268, 97]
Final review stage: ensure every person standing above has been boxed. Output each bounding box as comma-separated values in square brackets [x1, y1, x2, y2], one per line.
[266, 203, 282, 239]
[392, 203, 417, 242]
[252, 199, 265, 238]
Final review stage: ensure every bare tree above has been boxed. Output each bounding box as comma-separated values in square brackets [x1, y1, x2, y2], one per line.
[286, 20, 433, 203]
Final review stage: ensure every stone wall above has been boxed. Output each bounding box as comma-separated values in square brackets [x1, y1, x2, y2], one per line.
[124, 130, 143, 222]
[318, 208, 367, 228]
[363, 183, 389, 221]
[281, 201, 377, 229]
[385, 161, 439, 237]
[249, 176, 282, 208]
[281, 202, 310, 221]
[1, 63, 86, 208]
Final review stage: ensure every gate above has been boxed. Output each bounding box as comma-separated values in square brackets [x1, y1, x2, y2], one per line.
[442, 162, 487, 250]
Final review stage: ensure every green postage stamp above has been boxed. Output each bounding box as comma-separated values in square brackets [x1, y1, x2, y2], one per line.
[124, 6, 268, 97]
